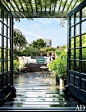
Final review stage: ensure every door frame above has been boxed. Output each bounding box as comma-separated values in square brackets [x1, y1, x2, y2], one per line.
[67, 0, 86, 104]
[0, 2, 14, 93]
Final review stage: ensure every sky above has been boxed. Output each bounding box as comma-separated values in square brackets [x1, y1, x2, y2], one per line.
[14, 18, 67, 48]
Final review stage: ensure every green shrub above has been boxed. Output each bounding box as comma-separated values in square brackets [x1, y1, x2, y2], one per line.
[48, 45, 67, 79]
[13, 59, 20, 70]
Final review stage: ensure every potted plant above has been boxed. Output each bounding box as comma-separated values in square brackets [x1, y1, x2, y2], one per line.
[13, 59, 20, 77]
[47, 51, 50, 56]
[40, 50, 44, 56]
[13, 68, 18, 78]
[56, 47, 67, 87]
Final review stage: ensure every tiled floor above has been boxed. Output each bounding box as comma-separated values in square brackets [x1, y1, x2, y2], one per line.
[1, 72, 86, 111]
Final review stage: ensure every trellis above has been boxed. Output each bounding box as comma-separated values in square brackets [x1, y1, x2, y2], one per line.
[0, 0, 84, 18]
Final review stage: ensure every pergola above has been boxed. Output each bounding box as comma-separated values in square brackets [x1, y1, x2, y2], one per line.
[0, 0, 86, 107]
[0, 0, 84, 18]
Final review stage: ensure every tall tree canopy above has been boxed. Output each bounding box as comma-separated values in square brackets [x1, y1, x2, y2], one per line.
[29, 39, 46, 50]
[14, 29, 28, 50]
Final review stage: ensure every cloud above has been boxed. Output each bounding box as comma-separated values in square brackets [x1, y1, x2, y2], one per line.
[20, 29, 40, 38]
[20, 29, 44, 40]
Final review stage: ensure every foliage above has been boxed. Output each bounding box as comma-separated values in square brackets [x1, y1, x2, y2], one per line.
[41, 47, 56, 53]
[13, 68, 18, 73]
[13, 59, 20, 70]
[48, 45, 67, 79]
[14, 29, 28, 50]
[29, 39, 46, 50]
[21, 46, 40, 58]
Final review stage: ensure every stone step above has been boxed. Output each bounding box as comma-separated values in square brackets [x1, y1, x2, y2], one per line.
[0, 107, 77, 110]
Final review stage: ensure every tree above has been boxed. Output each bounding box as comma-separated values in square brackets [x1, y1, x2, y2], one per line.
[29, 39, 46, 50]
[14, 29, 28, 50]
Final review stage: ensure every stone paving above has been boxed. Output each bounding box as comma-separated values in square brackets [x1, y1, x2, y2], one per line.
[1, 72, 85, 111]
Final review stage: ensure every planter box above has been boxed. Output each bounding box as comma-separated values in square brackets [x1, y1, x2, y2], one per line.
[40, 53, 43, 56]
[60, 79, 64, 87]
[59, 79, 66, 87]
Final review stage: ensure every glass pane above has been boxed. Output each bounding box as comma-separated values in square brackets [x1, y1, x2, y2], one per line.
[71, 49, 74, 59]
[8, 16, 10, 27]
[8, 50, 10, 60]
[71, 27, 74, 37]
[76, 36, 79, 47]
[8, 50, 10, 56]
[82, 48, 86, 60]
[82, 34, 86, 47]
[4, 61, 7, 72]
[75, 11, 80, 23]
[8, 39, 10, 49]
[82, 21, 86, 34]
[8, 61, 10, 71]
[76, 61, 79, 72]
[0, 35, 1, 47]
[82, 62, 86, 73]
[4, 37, 6, 48]
[8, 28, 10, 38]
[70, 61, 74, 70]
[82, 6, 86, 21]
[0, 61, 2, 73]
[4, 25, 6, 36]
[71, 38, 74, 48]
[0, 22, 1, 34]
[0, 48, 1, 60]
[4, 12, 7, 24]
[71, 15, 74, 26]
[76, 49, 79, 59]
[76, 24, 79, 36]
[4, 49, 6, 60]
[0, 8, 1, 18]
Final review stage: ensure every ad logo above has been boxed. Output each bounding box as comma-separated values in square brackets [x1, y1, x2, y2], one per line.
[75, 105, 85, 111]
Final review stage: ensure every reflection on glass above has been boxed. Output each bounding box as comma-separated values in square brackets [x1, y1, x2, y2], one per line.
[82, 34, 86, 47]
[82, 62, 86, 73]
[8, 61, 10, 71]
[71, 38, 74, 48]
[82, 21, 86, 34]
[82, 48, 86, 60]
[70, 61, 74, 70]
[71, 27, 74, 37]
[76, 49, 79, 59]
[76, 24, 79, 36]
[75, 11, 80, 23]
[71, 15, 74, 26]
[4, 61, 7, 72]
[82, 7, 86, 21]
[76, 36, 79, 47]
[71, 49, 74, 59]
[76, 61, 79, 72]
